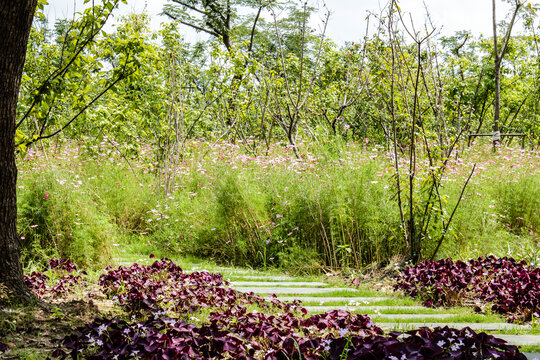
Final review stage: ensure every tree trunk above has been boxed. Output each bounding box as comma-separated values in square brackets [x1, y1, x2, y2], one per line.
[492, 0, 522, 148]
[0, 1, 38, 302]
[493, 59, 501, 146]
[492, 0, 501, 148]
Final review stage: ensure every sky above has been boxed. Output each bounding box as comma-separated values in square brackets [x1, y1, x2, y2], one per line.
[44, 0, 538, 44]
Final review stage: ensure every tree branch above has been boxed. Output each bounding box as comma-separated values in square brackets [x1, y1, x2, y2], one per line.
[173, 18, 220, 37]
[499, 1, 523, 59]
[16, 6, 114, 129]
[169, 0, 210, 16]
[20, 69, 133, 147]
[429, 163, 477, 261]
[493, 0, 499, 61]
[247, 5, 263, 55]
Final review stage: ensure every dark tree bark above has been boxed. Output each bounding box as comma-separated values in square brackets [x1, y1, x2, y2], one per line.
[0, 0, 38, 302]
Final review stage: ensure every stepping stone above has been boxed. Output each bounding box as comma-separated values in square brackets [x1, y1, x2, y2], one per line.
[377, 322, 532, 331]
[189, 267, 252, 274]
[304, 305, 426, 312]
[192, 269, 252, 274]
[228, 276, 295, 281]
[220, 270, 252, 274]
[234, 287, 358, 294]
[368, 314, 457, 320]
[494, 335, 540, 346]
[231, 281, 328, 287]
[276, 296, 391, 304]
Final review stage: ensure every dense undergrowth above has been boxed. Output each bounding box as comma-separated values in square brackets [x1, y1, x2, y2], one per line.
[13, 257, 531, 359]
[17, 141, 540, 272]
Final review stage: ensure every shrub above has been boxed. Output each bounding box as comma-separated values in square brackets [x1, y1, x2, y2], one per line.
[16, 143, 540, 272]
[496, 175, 540, 234]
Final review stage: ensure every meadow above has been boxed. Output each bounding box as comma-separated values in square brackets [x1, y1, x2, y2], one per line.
[16, 139, 540, 273]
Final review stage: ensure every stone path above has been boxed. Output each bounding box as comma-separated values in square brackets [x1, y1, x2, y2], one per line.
[115, 258, 540, 356]
[233, 286, 358, 294]
[228, 275, 294, 281]
[231, 281, 328, 287]
[378, 322, 532, 331]
[303, 305, 426, 312]
[278, 296, 391, 303]
[224, 268, 540, 355]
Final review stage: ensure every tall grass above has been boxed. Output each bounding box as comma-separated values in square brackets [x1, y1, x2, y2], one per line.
[16, 141, 540, 271]
[18, 168, 116, 269]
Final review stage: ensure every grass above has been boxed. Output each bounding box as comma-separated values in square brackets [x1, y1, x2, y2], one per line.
[519, 345, 540, 353]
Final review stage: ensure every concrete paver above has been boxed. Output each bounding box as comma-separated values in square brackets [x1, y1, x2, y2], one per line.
[378, 322, 532, 331]
[276, 296, 392, 303]
[367, 314, 458, 320]
[304, 305, 426, 312]
[227, 276, 295, 281]
[234, 287, 358, 294]
[494, 335, 540, 346]
[231, 281, 328, 287]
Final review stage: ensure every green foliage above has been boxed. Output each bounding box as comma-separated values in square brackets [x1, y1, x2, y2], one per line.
[495, 170, 540, 234]
[18, 166, 115, 269]
[16, 0, 136, 154]
[85, 163, 157, 233]
[14, 1, 540, 272]
[431, 149, 540, 265]
[19, 0, 540, 155]
[20, 142, 540, 273]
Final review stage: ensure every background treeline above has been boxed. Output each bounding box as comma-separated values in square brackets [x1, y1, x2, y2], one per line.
[15, 0, 540, 272]
[17, 1, 540, 158]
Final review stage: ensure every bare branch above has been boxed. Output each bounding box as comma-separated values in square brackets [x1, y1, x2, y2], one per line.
[498, 1, 524, 59]
[429, 163, 477, 261]
[247, 5, 263, 55]
[168, 0, 210, 16]
[178, 19, 220, 37]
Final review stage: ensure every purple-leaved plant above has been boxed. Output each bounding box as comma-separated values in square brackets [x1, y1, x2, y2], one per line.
[98, 258, 305, 316]
[51, 315, 526, 359]
[24, 259, 86, 298]
[393, 256, 539, 321]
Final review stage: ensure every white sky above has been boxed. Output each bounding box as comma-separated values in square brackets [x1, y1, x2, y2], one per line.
[45, 0, 538, 44]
